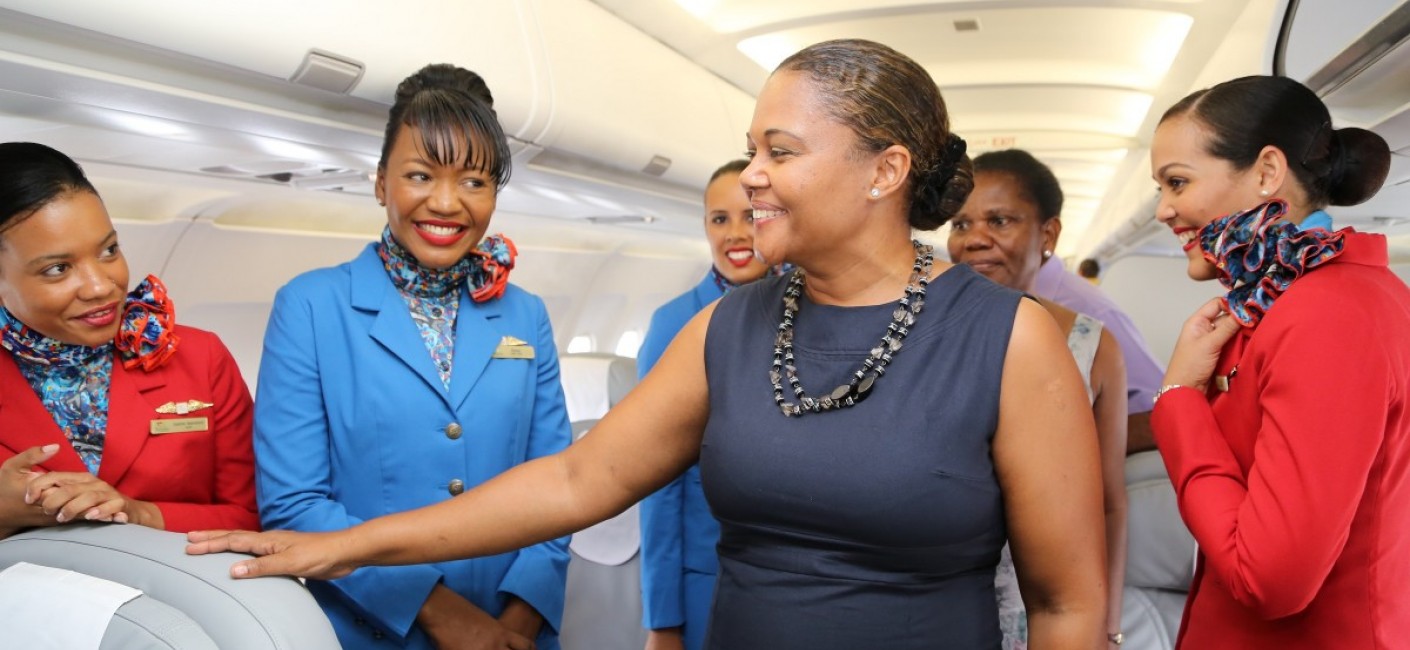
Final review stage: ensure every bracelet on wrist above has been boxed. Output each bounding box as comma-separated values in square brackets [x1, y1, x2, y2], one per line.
[1152, 384, 1184, 405]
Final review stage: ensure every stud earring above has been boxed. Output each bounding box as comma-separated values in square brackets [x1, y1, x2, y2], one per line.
[1042, 250, 1053, 260]
[869, 187, 881, 198]
[1259, 189, 1270, 197]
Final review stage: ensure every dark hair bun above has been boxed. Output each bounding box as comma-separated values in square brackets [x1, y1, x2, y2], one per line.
[398, 63, 494, 108]
[909, 136, 972, 231]
[1328, 127, 1391, 206]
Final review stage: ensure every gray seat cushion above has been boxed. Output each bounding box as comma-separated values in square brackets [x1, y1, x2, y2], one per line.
[0, 523, 339, 650]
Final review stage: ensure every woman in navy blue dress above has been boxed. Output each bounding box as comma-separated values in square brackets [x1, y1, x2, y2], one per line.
[193, 39, 1109, 650]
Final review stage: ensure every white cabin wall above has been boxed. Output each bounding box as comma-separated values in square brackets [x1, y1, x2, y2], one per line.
[1097, 256, 1224, 365]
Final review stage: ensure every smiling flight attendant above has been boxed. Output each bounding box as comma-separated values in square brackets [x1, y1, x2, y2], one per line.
[251, 65, 571, 650]
[0, 142, 257, 539]
[637, 159, 775, 650]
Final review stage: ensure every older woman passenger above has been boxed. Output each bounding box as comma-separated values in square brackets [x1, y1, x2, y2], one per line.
[947, 149, 1127, 648]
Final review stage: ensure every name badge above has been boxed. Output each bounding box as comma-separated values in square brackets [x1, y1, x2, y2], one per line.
[151, 417, 209, 435]
[493, 345, 535, 360]
[493, 335, 534, 359]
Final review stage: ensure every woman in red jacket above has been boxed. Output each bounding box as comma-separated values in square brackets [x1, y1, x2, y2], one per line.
[0, 142, 258, 538]
[1150, 76, 1404, 649]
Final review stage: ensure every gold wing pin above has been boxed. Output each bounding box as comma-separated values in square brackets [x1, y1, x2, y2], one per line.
[494, 335, 535, 359]
[156, 400, 215, 415]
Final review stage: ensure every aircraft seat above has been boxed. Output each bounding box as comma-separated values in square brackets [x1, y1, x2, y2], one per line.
[0, 523, 339, 649]
[1120, 449, 1196, 650]
[558, 353, 649, 650]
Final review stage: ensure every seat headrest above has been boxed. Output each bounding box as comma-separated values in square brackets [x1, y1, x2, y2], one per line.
[0, 524, 340, 649]
[606, 356, 638, 407]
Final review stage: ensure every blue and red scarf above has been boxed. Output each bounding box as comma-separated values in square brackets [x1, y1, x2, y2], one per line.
[375, 227, 516, 302]
[0, 275, 178, 473]
[1198, 200, 1345, 328]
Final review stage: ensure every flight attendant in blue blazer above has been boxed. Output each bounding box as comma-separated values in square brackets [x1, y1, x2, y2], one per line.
[637, 159, 774, 650]
[253, 64, 570, 650]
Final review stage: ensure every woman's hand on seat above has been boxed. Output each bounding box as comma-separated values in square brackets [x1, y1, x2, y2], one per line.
[185, 528, 357, 580]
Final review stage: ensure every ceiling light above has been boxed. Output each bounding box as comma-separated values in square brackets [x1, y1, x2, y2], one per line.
[1137, 15, 1194, 82]
[101, 112, 189, 138]
[585, 215, 657, 225]
[737, 34, 799, 72]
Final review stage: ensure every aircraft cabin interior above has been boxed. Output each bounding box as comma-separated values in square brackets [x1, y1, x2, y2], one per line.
[0, 0, 1406, 648]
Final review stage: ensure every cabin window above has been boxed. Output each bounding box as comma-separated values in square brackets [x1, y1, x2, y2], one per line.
[614, 331, 641, 358]
[566, 335, 595, 354]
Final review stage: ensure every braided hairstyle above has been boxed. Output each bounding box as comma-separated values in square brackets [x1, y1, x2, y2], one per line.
[776, 39, 971, 230]
[380, 63, 512, 189]
[1160, 75, 1390, 208]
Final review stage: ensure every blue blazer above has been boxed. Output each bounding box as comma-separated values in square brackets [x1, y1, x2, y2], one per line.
[254, 243, 571, 650]
[638, 273, 722, 643]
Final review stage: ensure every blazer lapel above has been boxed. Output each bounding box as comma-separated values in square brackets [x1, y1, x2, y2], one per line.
[97, 361, 166, 484]
[0, 352, 86, 472]
[351, 245, 449, 403]
[448, 291, 503, 412]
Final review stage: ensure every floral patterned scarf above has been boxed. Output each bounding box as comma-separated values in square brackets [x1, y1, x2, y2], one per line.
[1198, 200, 1346, 328]
[376, 228, 517, 389]
[0, 275, 179, 473]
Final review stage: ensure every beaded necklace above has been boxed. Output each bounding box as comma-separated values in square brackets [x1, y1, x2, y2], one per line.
[770, 240, 934, 417]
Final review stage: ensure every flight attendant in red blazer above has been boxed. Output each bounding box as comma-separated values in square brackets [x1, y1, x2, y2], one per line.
[0, 142, 257, 539]
[1149, 76, 1405, 649]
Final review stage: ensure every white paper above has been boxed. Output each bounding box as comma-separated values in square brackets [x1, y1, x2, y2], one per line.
[0, 562, 143, 649]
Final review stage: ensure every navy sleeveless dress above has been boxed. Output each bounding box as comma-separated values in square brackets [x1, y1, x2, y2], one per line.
[700, 264, 1021, 649]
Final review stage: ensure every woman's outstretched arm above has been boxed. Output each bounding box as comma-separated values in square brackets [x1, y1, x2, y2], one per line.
[188, 304, 717, 579]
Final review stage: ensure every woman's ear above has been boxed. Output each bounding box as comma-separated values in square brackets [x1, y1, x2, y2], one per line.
[870, 144, 912, 199]
[1041, 216, 1062, 257]
[374, 168, 387, 207]
[1255, 145, 1292, 197]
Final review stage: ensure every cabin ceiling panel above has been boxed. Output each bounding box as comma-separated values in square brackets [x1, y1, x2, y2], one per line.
[946, 86, 1154, 138]
[594, 0, 1260, 263]
[728, 7, 1192, 91]
[0, 0, 548, 139]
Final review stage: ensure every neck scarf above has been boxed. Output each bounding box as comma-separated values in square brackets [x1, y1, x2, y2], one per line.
[376, 227, 517, 302]
[1198, 200, 1345, 328]
[709, 266, 739, 295]
[0, 275, 179, 474]
[0, 275, 178, 371]
[710, 263, 793, 296]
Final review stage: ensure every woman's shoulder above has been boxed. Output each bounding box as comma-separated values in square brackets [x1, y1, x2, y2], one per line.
[279, 258, 360, 296]
[1037, 297, 1078, 332]
[929, 263, 1026, 326]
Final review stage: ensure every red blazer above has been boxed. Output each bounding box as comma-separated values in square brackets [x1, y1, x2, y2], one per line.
[1154, 232, 1410, 649]
[0, 324, 258, 532]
